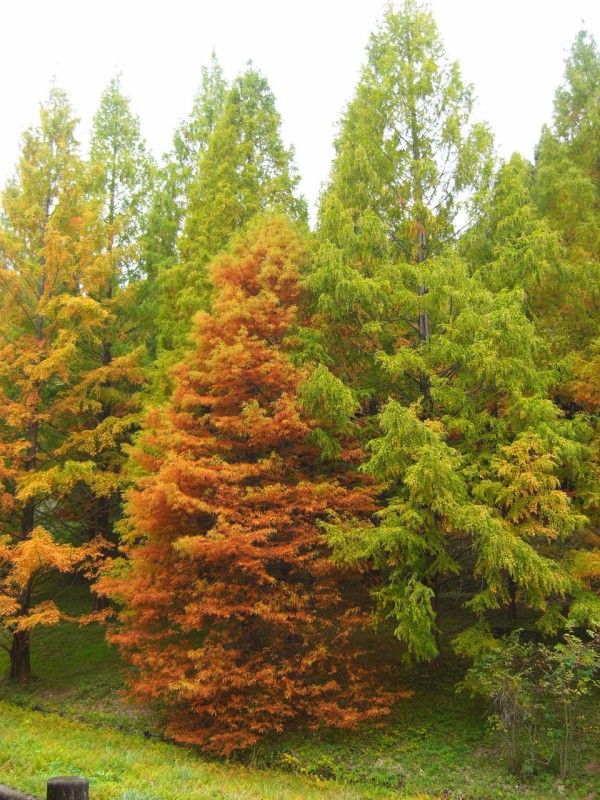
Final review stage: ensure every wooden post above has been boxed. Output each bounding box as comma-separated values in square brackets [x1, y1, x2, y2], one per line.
[46, 778, 88, 800]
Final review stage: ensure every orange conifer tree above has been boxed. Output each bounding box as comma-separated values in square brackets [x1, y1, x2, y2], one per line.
[103, 217, 388, 753]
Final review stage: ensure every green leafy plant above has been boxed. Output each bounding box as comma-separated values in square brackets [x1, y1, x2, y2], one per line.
[459, 631, 542, 774]
[459, 628, 600, 779]
[539, 629, 600, 780]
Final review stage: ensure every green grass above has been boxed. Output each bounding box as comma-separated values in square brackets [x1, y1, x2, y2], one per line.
[0, 701, 397, 800]
[0, 582, 151, 733]
[1, 582, 599, 800]
[254, 673, 600, 799]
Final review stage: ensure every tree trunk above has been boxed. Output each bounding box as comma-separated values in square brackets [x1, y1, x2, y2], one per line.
[9, 629, 31, 682]
[90, 330, 114, 613]
[91, 498, 112, 611]
[417, 225, 429, 345]
[8, 203, 48, 683]
[410, 107, 430, 346]
[508, 575, 518, 622]
[419, 370, 433, 418]
[430, 578, 443, 666]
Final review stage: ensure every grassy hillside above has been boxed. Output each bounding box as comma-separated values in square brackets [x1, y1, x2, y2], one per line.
[0, 583, 598, 800]
[0, 701, 396, 800]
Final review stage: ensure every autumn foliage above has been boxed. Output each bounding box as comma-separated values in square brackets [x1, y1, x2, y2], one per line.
[102, 217, 389, 753]
[0, 90, 109, 680]
[0, 4, 598, 771]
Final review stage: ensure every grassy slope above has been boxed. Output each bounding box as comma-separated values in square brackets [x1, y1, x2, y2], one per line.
[0, 584, 598, 800]
[0, 702, 397, 800]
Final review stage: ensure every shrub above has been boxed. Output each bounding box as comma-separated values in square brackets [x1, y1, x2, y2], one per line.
[459, 627, 599, 778]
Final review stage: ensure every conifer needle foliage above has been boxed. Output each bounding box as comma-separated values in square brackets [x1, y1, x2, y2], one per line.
[102, 217, 392, 754]
[0, 0, 597, 768]
[0, 90, 105, 679]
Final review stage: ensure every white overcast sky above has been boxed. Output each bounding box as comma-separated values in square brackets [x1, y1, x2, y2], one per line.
[1, 1, 599, 218]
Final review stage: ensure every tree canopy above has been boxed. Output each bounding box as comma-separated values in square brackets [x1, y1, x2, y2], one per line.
[0, 1, 597, 768]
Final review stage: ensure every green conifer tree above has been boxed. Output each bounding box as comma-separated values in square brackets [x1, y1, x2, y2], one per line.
[316, 4, 595, 660]
[531, 31, 600, 608]
[142, 54, 228, 359]
[157, 64, 307, 362]
[310, 0, 493, 408]
[62, 77, 153, 555]
[533, 30, 600, 346]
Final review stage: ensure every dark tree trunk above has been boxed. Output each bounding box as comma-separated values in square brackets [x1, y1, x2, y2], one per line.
[91, 495, 113, 612]
[9, 209, 48, 684]
[92, 590, 110, 612]
[95, 495, 112, 541]
[419, 370, 433, 418]
[90, 329, 115, 613]
[508, 575, 518, 622]
[431, 578, 443, 666]
[9, 629, 31, 682]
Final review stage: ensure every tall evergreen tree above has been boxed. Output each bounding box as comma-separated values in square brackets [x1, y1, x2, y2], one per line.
[313, 3, 595, 661]
[532, 30, 600, 604]
[60, 78, 153, 556]
[157, 65, 307, 361]
[142, 54, 227, 358]
[325, 283, 593, 661]
[0, 90, 100, 679]
[89, 75, 155, 272]
[461, 152, 572, 350]
[310, 0, 493, 407]
[165, 51, 227, 235]
[533, 30, 600, 345]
